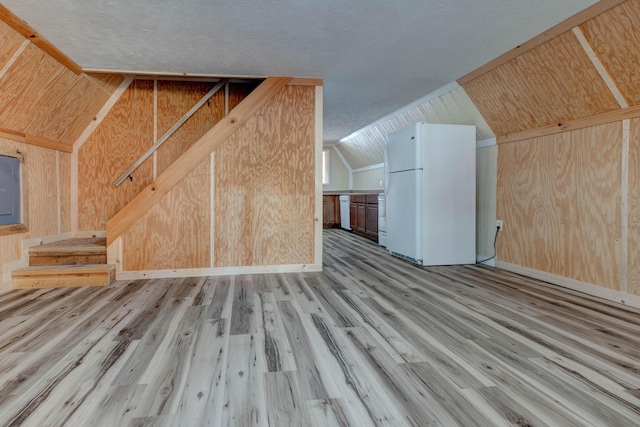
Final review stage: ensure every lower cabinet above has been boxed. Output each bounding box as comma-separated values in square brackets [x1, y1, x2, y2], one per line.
[349, 194, 378, 242]
[323, 195, 340, 228]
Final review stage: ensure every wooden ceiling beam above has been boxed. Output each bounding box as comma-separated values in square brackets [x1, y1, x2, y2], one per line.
[457, 0, 628, 85]
[497, 103, 640, 144]
[0, 4, 82, 75]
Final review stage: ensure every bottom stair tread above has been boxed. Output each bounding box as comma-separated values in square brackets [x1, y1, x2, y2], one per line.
[12, 264, 116, 289]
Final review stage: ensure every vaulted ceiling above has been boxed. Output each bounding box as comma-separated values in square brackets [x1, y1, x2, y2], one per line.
[2, 0, 598, 142]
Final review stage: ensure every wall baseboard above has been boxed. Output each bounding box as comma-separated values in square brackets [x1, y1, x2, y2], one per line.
[117, 263, 323, 280]
[496, 261, 640, 310]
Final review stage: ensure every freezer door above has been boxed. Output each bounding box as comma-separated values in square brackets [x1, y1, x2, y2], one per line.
[386, 124, 422, 173]
[386, 169, 422, 263]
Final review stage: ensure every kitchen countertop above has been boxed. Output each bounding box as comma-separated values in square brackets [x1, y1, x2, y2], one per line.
[323, 190, 383, 196]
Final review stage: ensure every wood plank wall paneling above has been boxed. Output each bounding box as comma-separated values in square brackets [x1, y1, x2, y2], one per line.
[122, 159, 210, 270]
[337, 86, 496, 169]
[214, 86, 315, 267]
[78, 80, 154, 230]
[581, 0, 640, 106]
[0, 20, 25, 69]
[627, 118, 640, 295]
[497, 123, 622, 289]
[335, 140, 381, 171]
[156, 81, 225, 175]
[463, 31, 620, 137]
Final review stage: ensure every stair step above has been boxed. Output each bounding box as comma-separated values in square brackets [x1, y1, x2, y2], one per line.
[29, 237, 107, 266]
[12, 264, 115, 289]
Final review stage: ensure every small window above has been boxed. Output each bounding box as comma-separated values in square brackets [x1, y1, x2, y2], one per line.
[322, 149, 330, 185]
[0, 154, 21, 225]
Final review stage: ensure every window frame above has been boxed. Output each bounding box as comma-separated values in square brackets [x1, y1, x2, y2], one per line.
[322, 148, 330, 185]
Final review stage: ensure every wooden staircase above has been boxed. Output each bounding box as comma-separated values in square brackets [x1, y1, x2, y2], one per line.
[12, 238, 115, 289]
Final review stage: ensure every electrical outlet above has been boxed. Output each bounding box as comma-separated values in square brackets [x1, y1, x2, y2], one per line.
[496, 220, 503, 232]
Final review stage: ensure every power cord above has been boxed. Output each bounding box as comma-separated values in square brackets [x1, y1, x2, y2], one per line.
[476, 225, 500, 265]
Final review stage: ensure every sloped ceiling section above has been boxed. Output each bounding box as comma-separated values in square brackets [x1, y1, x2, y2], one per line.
[462, 0, 640, 139]
[581, 0, 640, 105]
[463, 29, 620, 137]
[0, 20, 123, 148]
[336, 86, 494, 169]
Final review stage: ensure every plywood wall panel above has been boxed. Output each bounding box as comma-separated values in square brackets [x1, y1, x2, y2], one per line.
[627, 118, 640, 295]
[0, 233, 22, 267]
[78, 80, 154, 230]
[0, 44, 63, 131]
[0, 136, 67, 270]
[23, 69, 111, 144]
[0, 20, 25, 69]
[122, 159, 210, 270]
[497, 123, 621, 289]
[0, 26, 122, 149]
[581, 0, 640, 106]
[214, 86, 315, 267]
[156, 81, 225, 175]
[59, 152, 71, 233]
[464, 31, 619, 137]
[26, 144, 59, 237]
[83, 73, 125, 96]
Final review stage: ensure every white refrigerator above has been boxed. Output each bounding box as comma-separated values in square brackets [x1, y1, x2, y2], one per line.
[385, 123, 476, 266]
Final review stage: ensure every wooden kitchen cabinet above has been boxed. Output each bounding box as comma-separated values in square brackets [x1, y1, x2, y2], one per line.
[349, 194, 378, 242]
[356, 204, 366, 233]
[365, 204, 378, 239]
[323, 195, 340, 228]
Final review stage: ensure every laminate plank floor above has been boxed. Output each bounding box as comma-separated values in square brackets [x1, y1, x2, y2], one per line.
[1, 229, 639, 426]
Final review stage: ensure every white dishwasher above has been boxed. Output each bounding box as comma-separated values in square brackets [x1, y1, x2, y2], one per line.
[339, 195, 351, 230]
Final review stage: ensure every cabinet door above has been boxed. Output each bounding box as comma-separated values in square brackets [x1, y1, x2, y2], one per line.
[350, 203, 357, 228]
[356, 204, 366, 233]
[365, 203, 378, 238]
[323, 196, 340, 227]
[332, 197, 341, 225]
[323, 196, 330, 226]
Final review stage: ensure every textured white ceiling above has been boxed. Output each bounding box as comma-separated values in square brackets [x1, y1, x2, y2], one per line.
[3, 0, 597, 142]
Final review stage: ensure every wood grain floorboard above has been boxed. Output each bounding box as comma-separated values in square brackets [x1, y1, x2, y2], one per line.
[0, 229, 639, 426]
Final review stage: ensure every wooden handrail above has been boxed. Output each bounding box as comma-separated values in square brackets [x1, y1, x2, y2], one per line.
[106, 76, 292, 245]
[114, 79, 228, 186]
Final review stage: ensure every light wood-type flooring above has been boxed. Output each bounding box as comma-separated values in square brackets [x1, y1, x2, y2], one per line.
[1, 229, 639, 426]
